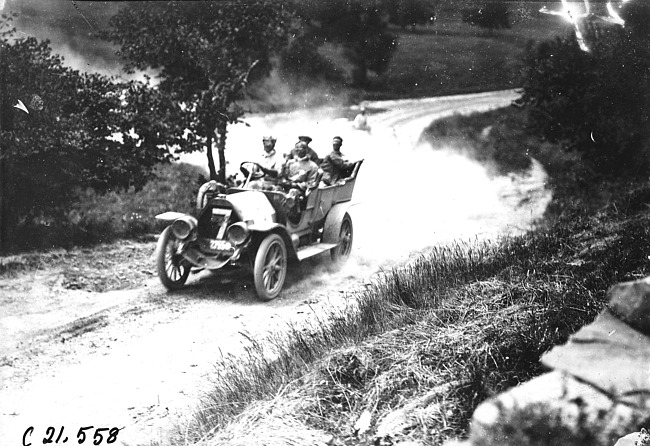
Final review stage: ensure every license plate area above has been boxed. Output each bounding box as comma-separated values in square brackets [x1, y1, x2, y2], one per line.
[200, 238, 234, 254]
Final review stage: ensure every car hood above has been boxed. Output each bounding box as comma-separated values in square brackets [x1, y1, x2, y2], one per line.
[227, 190, 276, 225]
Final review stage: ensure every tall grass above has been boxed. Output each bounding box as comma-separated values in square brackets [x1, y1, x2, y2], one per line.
[188, 239, 509, 443]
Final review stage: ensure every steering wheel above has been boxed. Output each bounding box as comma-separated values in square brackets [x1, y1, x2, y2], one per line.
[240, 162, 266, 181]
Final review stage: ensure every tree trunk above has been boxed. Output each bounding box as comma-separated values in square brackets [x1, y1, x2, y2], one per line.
[215, 120, 227, 184]
[0, 144, 9, 254]
[205, 131, 217, 181]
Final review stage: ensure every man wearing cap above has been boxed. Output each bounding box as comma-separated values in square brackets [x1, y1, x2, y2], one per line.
[250, 135, 282, 190]
[288, 135, 320, 164]
[320, 136, 354, 186]
[260, 136, 281, 176]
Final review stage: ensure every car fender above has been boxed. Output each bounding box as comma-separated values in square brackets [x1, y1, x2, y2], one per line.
[248, 223, 298, 261]
[322, 202, 353, 244]
[155, 211, 190, 222]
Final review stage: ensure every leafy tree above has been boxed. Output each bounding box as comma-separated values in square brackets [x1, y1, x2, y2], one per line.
[279, 26, 342, 83]
[104, 1, 292, 182]
[0, 13, 173, 252]
[461, 2, 510, 31]
[519, 3, 650, 175]
[295, 0, 397, 86]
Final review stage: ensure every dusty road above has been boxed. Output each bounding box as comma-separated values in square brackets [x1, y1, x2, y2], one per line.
[0, 90, 551, 446]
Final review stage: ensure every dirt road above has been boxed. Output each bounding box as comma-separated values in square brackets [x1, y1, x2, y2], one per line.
[0, 90, 550, 446]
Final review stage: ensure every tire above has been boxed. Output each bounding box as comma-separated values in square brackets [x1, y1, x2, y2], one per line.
[253, 233, 287, 301]
[331, 213, 353, 263]
[156, 226, 191, 290]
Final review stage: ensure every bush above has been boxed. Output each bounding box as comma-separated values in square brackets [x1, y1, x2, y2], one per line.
[12, 162, 207, 251]
[519, 5, 650, 176]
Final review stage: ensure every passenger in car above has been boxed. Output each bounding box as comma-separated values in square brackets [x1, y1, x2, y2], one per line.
[286, 135, 321, 164]
[281, 142, 320, 218]
[320, 136, 354, 186]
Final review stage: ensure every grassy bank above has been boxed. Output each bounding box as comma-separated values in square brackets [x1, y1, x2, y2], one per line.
[174, 107, 650, 445]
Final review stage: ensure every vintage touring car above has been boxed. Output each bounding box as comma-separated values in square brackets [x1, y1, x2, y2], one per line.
[154, 159, 363, 300]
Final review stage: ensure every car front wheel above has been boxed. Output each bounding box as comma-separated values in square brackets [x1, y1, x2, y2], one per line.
[156, 226, 191, 290]
[253, 233, 287, 301]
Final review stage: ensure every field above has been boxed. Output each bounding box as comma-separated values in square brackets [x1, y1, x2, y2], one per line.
[317, 2, 575, 101]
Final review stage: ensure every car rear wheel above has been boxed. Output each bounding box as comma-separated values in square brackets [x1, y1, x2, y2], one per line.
[156, 226, 191, 290]
[331, 213, 353, 263]
[253, 233, 287, 301]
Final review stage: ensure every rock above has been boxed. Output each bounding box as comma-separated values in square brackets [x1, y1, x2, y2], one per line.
[541, 309, 650, 404]
[468, 371, 639, 445]
[607, 276, 650, 334]
[613, 430, 650, 446]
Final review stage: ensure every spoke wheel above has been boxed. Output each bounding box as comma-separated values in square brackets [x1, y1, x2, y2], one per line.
[331, 213, 353, 263]
[253, 233, 287, 301]
[156, 226, 191, 290]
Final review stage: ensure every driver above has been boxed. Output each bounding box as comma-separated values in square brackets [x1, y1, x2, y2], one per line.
[250, 135, 282, 190]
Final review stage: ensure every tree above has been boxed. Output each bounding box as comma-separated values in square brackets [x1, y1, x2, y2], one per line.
[295, 0, 397, 86]
[519, 3, 650, 175]
[104, 1, 292, 182]
[0, 14, 172, 252]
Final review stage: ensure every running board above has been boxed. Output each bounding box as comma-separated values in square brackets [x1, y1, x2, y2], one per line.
[296, 243, 337, 261]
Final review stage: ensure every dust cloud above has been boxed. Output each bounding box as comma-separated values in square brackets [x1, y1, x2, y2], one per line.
[4, 0, 144, 80]
[182, 99, 551, 292]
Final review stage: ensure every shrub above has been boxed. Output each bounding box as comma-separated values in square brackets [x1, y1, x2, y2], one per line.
[12, 162, 207, 251]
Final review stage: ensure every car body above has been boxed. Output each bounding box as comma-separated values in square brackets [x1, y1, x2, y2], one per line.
[154, 159, 363, 300]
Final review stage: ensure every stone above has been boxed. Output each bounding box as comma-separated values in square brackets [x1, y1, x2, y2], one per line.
[468, 371, 640, 445]
[541, 309, 650, 404]
[608, 276, 650, 334]
[613, 430, 650, 446]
